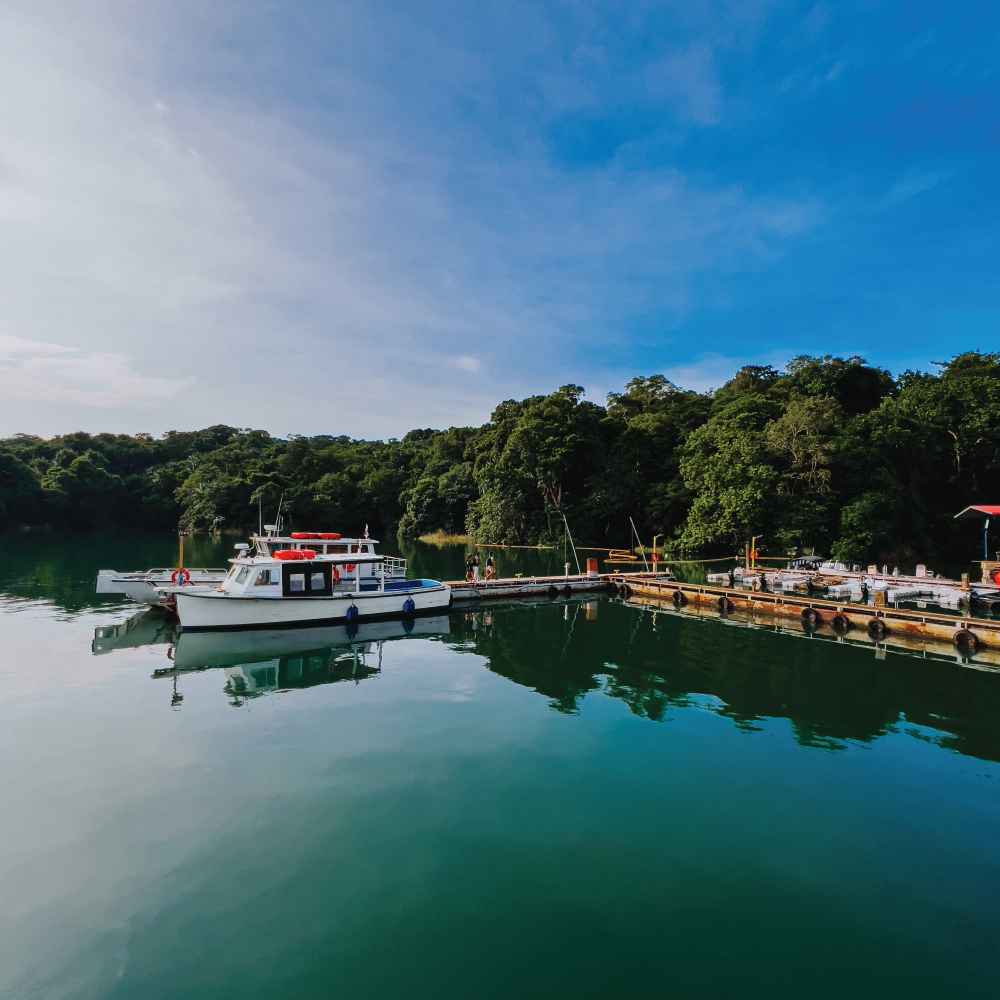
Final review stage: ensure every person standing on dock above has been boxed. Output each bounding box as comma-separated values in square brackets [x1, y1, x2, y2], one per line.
[472, 553, 480, 581]
[466, 553, 475, 582]
[485, 554, 495, 580]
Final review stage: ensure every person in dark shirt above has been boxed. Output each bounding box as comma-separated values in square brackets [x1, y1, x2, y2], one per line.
[485, 554, 496, 580]
[466, 553, 475, 582]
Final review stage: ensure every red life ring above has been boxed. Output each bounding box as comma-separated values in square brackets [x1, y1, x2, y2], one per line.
[333, 567, 340, 581]
[274, 550, 305, 561]
[170, 568, 191, 585]
[343, 563, 356, 572]
[320, 533, 341, 540]
[992, 569, 1000, 586]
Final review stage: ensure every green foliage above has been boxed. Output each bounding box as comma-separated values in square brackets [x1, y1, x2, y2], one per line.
[3, 351, 999, 564]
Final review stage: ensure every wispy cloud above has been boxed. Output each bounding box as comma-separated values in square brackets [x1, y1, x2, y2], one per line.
[0, 334, 193, 407]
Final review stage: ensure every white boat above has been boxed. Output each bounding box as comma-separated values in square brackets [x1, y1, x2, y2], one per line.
[95, 567, 228, 605]
[162, 527, 450, 631]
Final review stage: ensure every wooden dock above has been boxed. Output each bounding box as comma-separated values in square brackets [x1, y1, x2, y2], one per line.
[610, 574, 1000, 666]
[447, 574, 609, 601]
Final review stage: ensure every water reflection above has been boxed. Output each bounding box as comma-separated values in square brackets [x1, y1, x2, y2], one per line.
[446, 600, 1000, 763]
[88, 588, 1000, 763]
[147, 616, 452, 706]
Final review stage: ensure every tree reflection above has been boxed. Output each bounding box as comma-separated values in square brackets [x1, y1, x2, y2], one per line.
[445, 600, 1000, 762]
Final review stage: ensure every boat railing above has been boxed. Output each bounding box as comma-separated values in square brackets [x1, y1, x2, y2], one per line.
[383, 556, 407, 579]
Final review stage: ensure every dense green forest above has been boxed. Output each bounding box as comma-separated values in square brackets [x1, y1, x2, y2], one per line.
[2, 352, 998, 563]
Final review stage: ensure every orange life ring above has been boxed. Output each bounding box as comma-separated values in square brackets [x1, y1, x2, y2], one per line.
[343, 563, 356, 572]
[274, 550, 306, 561]
[170, 568, 191, 585]
[992, 569, 1000, 586]
[333, 567, 340, 581]
[298, 549, 316, 559]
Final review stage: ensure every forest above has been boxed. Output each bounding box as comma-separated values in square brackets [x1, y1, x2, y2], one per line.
[2, 351, 998, 564]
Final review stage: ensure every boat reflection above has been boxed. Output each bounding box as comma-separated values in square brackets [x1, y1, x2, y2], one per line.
[152, 616, 452, 706]
[92, 609, 180, 654]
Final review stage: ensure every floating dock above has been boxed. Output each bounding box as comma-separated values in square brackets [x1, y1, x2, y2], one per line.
[609, 574, 1000, 666]
[446, 574, 610, 602]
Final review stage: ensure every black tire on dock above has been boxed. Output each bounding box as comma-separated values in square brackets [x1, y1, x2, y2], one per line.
[717, 596, 733, 612]
[607, 581, 617, 594]
[831, 614, 850, 633]
[563, 585, 573, 596]
[955, 629, 978, 649]
[547, 585, 559, 597]
[672, 590, 686, 605]
[801, 607, 819, 623]
[868, 617, 887, 637]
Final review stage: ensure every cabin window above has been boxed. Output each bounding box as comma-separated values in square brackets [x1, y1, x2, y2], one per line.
[282, 561, 333, 597]
[329, 544, 347, 553]
[254, 569, 277, 586]
[235, 567, 251, 585]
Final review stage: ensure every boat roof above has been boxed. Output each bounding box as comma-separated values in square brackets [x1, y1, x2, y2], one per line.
[954, 505, 1000, 519]
[252, 533, 379, 544]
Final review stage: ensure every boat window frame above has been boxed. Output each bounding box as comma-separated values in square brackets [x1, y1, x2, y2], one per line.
[282, 561, 333, 597]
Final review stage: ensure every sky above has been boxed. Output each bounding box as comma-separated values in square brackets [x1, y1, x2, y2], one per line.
[0, 0, 997, 440]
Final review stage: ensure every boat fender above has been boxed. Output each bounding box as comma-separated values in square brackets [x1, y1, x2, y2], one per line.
[548, 585, 559, 597]
[345, 605, 359, 622]
[563, 585, 573, 596]
[831, 614, 850, 632]
[402, 598, 416, 614]
[717, 596, 733, 612]
[672, 590, 686, 605]
[801, 607, 819, 623]
[170, 568, 191, 585]
[867, 617, 887, 636]
[954, 628, 978, 649]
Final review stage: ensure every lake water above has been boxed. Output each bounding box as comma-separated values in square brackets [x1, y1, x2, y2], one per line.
[2, 531, 999, 999]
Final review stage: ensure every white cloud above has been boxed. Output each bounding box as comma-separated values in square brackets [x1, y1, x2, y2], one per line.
[884, 169, 951, 207]
[0, 333, 193, 407]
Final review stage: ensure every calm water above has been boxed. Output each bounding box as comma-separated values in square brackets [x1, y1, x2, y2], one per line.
[2, 531, 999, 999]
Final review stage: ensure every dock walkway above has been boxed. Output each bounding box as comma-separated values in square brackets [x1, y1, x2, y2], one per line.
[610, 575, 998, 654]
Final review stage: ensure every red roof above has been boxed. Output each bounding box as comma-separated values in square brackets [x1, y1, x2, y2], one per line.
[954, 505, 1000, 519]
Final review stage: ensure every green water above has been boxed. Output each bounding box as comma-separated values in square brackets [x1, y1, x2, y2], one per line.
[2, 531, 999, 999]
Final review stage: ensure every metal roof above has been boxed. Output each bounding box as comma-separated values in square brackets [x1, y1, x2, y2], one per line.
[954, 505, 1000, 519]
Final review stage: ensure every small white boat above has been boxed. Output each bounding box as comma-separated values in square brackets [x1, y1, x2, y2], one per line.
[162, 527, 450, 631]
[96, 567, 228, 605]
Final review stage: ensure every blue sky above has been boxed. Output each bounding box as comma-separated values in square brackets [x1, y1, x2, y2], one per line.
[0, 0, 997, 438]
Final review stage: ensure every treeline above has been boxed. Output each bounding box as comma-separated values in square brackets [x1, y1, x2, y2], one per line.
[2, 352, 998, 562]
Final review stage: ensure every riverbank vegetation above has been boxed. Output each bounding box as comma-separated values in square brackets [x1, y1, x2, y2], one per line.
[2, 352, 998, 563]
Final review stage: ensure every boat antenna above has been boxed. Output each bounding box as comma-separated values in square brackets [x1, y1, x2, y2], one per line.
[630, 517, 649, 572]
[258, 496, 262, 536]
[274, 492, 284, 535]
[560, 512, 581, 575]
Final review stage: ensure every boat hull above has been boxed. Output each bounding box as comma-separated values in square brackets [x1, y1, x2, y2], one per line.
[96, 569, 227, 605]
[170, 582, 452, 631]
